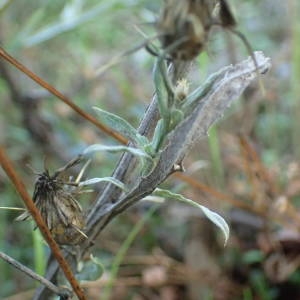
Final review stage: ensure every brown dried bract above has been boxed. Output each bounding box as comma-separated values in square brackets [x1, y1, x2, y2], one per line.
[16, 157, 87, 245]
[157, 0, 237, 60]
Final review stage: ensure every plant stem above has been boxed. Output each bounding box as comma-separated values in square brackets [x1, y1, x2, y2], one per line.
[0, 251, 69, 297]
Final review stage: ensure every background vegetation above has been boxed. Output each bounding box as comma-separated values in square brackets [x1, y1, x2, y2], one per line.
[0, 0, 299, 299]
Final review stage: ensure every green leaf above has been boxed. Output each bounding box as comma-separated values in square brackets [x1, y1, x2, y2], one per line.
[0, 207, 25, 211]
[83, 144, 154, 173]
[93, 107, 148, 147]
[84, 144, 150, 159]
[153, 60, 169, 120]
[79, 177, 127, 191]
[151, 119, 166, 153]
[76, 254, 104, 282]
[153, 188, 230, 246]
[143, 143, 156, 157]
[170, 108, 184, 130]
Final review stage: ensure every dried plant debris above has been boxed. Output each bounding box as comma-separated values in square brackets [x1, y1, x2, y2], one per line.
[16, 157, 87, 245]
[157, 0, 249, 60]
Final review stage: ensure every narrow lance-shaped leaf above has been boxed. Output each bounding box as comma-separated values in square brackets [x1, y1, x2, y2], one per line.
[83, 144, 154, 173]
[83, 144, 152, 160]
[79, 177, 127, 191]
[153, 188, 230, 246]
[153, 59, 169, 121]
[150, 119, 165, 153]
[0, 207, 26, 211]
[93, 107, 149, 147]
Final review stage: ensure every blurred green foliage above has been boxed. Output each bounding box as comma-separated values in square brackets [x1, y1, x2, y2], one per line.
[0, 0, 299, 299]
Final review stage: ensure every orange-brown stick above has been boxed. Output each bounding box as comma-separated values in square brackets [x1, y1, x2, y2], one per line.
[0, 47, 127, 145]
[0, 146, 87, 300]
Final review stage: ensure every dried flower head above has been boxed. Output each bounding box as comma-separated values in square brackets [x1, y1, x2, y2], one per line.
[157, 0, 247, 61]
[157, 0, 214, 60]
[16, 157, 87, 245]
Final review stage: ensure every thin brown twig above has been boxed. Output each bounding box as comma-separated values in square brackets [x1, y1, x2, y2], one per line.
[238, 135, 300, 227]
[0, 251, 70, 298]
[238, 134, 279, 195]
[238, 135, 261, 204]
[0, 146, 87, 300]
[0, 47, 127, 145]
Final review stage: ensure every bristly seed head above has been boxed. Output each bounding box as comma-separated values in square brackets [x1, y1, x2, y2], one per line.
[34, 171, 60, 194]
[16, 157, 88, 246]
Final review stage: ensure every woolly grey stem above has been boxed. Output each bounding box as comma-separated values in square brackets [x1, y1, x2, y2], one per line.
[0, 251, 71, 298]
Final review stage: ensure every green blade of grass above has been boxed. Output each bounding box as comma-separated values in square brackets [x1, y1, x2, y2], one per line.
[208, 125, 225, 188]
[32, 229, 45, 277]
[102, 204, 159, 300]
